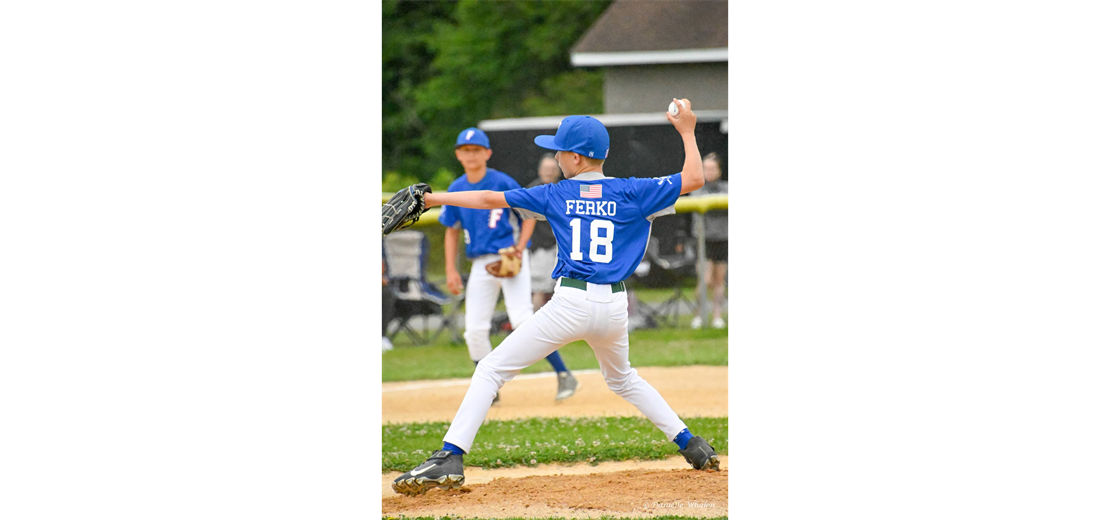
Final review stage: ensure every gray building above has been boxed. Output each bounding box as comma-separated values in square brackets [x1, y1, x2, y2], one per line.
[478, 0, 728, 182]
[571, 0, 728, 116]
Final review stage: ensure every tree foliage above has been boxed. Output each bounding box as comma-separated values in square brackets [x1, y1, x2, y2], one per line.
[382, 0, 454, 187]
[382, 0, 612, 189]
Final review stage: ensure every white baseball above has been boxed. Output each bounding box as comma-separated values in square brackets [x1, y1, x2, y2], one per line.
[668, 99, 685, 116]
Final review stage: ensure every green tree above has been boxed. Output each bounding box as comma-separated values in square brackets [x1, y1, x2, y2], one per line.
[382, 0, 455, 182]
[383, 0, 612, 184]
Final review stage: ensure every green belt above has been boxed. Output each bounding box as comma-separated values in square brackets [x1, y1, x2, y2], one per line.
[559, 277, 625, 293]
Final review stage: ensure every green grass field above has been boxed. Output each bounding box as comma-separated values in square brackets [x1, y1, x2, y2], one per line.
[382, 416, 728, 472]
[383, 326, 726, 382]
[387, 517, 725, 520]
[386, 517, 726, 520]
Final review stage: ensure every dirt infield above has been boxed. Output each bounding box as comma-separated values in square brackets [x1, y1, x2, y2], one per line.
[382, 460, 728, 518]
[383, 365, 728, 423]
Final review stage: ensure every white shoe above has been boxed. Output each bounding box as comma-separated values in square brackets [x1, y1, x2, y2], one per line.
[711, 317, 726, 329]
[382, 336, 394, 352]
[690, 316, 703, 329]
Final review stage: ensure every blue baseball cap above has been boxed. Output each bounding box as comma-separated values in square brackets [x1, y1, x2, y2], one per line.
[455, 127, 490, 148]
[534, 116, 610, 159]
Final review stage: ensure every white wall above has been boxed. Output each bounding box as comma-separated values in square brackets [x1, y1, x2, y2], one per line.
[605, 62, 728, 114]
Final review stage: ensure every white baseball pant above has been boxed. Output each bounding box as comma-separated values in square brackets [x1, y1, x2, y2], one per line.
[463, 251, 533, 362]
[443, 278, 689, 453]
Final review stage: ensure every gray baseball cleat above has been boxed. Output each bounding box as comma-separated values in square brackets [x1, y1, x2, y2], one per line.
[391, 450, 465, 496]
[555, 371, 579, 401]
[678, 436, 721, 471]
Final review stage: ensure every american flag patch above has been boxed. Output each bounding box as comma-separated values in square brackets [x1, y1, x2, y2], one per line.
[580, 184, 602, 199]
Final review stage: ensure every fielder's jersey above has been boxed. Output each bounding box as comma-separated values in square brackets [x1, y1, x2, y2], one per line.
[439, 168, 528, 259]
[504, 171, 682, 285]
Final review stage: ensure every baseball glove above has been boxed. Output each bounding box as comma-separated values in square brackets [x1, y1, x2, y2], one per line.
[485, 246, 522, 278]
[382, 183, 432, 235]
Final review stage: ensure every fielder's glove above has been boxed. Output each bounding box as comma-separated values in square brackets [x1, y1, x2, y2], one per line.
[382, 183, 432, 235]
[485, 245, 522, 278]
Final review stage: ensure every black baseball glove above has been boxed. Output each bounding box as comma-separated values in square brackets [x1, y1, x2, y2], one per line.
[382, 183, 432, 235]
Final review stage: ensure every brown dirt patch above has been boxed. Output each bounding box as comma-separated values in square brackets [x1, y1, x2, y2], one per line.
[382, 455, 729, 499]
[382, 466, 728, 518]
[383, 365, 728, 423]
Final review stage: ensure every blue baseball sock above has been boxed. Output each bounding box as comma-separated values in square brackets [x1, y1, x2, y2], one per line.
[673, 428, 693, 450]
[546, 351, 568, 373]
[442, 442, 466, 455]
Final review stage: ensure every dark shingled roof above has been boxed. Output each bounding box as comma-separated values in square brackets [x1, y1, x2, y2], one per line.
[572, 0, 728, 54]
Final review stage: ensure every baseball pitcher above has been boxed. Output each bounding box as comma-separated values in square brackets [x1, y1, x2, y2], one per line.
[383, 100, 719, 496]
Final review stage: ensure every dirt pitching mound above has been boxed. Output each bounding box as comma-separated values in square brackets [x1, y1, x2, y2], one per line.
[383, 365, 728, 423]
[382, 467, 728, 518]
[383, 455, 729, 498]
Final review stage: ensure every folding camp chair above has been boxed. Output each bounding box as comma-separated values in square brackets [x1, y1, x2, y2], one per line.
[383, 230, 461, 345]
[637, 233, 698, 327]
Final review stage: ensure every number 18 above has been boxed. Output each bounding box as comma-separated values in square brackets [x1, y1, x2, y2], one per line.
[569, 218, 614, 263]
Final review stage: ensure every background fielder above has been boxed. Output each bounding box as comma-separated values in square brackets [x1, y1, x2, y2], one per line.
[441, 128, 578, 402]
[392, 100, 718, 497]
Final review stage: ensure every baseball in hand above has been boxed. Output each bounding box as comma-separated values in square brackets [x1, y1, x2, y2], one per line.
[668, 99, 686, 116]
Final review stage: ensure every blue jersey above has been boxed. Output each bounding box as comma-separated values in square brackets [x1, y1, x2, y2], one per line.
[504, 171, 682, 284]
[439, 168, 528, 259]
